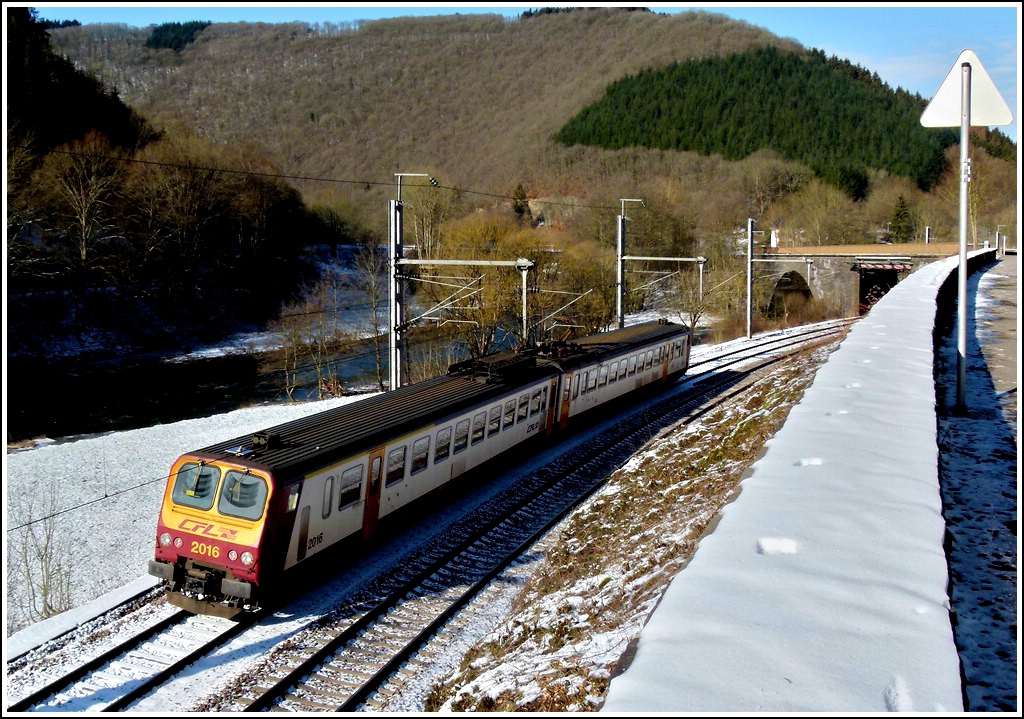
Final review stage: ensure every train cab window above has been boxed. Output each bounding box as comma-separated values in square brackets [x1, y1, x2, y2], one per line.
[338, 465, 363, 509]
[471, 411, 487, 445]
[618, 359, 627, 381]
[488, 406, 501, 437]
[411, 436, 431, 475]
[321, 475, 334, 519]
[530, 388, 543, 416]
[503, 400, 516, 429]
[599, 365, 608, 386]
[645, 350, 654, 369]
[435, 426, 452, 462]
[453, 419, 470, 454]
[218, 471, 268, 521]
[628, 355, 637, 376]
[385, 446, 406, 486]
[287, 483, 301, 512]
[517, 393, 530, 422]
[171, 462, 221, 511]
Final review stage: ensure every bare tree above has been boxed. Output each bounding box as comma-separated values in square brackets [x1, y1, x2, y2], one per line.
[36, 131, 125, 274]
[354, 239, 389, 391]
[667, 264, 709, 333]
[7, 489, 73, 632]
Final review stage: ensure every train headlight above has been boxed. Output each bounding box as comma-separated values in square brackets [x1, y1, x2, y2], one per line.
[228, 550, 238, 561]
[173, 537, 183, 548]
[159, 532, 172, 547]
[241, 551, 254, 566]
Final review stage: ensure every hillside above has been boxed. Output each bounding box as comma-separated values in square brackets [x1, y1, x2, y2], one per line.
[48, 9, 807, 231]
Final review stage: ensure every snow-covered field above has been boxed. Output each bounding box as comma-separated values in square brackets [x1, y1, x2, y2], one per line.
[4, 254, 1016, 711]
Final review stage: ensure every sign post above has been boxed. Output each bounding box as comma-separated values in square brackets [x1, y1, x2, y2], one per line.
[921, 50, 1011, 411]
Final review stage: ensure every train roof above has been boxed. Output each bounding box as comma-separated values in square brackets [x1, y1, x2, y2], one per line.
[191, 363, 559, 478]
[188, 320, 688, 478]
[539, 319, 690, 371]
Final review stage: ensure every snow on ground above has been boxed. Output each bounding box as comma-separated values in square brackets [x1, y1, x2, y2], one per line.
[3, 252, 1016, 712]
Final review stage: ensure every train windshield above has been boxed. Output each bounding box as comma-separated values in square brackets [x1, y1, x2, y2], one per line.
[217, 470, 269, 521]
[171, 462, 221, 510]
[171, 462, 269, 520]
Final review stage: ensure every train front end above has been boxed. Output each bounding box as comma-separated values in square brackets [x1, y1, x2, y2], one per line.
[148, 454, 273, 617]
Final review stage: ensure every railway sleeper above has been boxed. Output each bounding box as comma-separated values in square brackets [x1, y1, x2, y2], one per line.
[302, 677, 356, 701]
[281, 692, 338, 712]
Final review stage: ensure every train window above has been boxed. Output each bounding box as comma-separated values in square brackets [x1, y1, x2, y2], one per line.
[503, 399, 516, 429]
[338, 465, 363, 509]
[171, 462, 220, 511]
[628, 355, 637, 376]
[471, 411, 487, 445]
[517, 394, 530, 422]
[454, 419, 470, 453]
[656, 347, 663, 363]
[599, 365, 608, 387]
[435, 426, 452, 462]
[411, 436, 431, 475]
[608, 360, 618, 383]
[619, 359, 627, 381]
[530, 388, 542, 416]
[385, 446, 406, 486]
[488, 406, 501, 437]
[322, 475, 334, 519]
[287, 483, 301, 512]
[563, 377, 572, 404]
[370, 456, 382, 495]
[572, 374, 580, 399]
[586, 370, 597, 392]
[218, 471, 268, 521]
[645, 350, 654, 369]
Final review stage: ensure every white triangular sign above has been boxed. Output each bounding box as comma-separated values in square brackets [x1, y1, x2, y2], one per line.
[921, 49, 1012, 127]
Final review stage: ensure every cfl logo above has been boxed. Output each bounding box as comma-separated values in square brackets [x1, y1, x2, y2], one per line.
[178, 519, 238, 541]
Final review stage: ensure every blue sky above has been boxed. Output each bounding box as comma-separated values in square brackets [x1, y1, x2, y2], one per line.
[25, 3, 1021, 142]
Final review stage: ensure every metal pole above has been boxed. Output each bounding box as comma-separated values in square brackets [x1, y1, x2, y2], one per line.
[388, 199, 404, 391]
[746, 219, 754, 339]
[956, 62, 971, 411]
[521, 265, 529, 344]
[616, 214, 626, 329]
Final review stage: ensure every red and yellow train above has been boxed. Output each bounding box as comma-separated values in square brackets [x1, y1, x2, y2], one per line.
[148, 320, 692, 616]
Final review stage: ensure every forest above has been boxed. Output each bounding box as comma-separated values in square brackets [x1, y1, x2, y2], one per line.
[6, 7, 1018, 440]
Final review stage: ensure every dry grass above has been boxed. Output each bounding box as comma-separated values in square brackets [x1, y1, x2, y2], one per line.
[430, 338, 845, 711]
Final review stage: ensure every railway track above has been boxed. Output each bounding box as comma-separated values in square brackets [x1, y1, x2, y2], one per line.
[6, 605, 256, 712]
[5, 320, 852, 713]
[210, 321, 853, 712]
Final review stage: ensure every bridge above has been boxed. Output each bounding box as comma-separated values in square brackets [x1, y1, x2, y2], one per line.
[760, 241, 990, 316]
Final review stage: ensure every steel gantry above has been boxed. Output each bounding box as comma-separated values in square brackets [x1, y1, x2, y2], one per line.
[615, 198, 705, 330]
[388, 188, 533, 390]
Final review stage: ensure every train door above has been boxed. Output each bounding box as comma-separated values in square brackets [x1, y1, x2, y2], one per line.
[661, 343, 670, 382]
[362, 448, 385, 540]
[559, 373, 573, 429]
[546, 377, 559, 435]
[296, 505, 311, 561]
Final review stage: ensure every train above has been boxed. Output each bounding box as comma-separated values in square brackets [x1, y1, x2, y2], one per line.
[148, 320, 692, 617]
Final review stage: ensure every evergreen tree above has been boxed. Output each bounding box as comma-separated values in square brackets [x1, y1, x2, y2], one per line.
[511, 183, 532, 222]
[889, 194, 915, 244]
